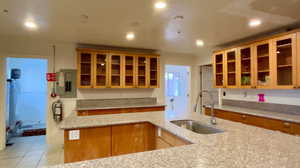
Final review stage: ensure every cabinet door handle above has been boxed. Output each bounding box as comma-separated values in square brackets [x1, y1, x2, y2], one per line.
[283, 122, 290, 127]
[241, 115, 247, 119]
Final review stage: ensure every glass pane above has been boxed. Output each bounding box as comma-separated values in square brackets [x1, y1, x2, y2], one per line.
[256, 44, 270, 86]
[150, 58, 158, 86]
[96, 54, 107, 86]
[138, 57, 146, 86]
[166, 72, 181, 97]
[227, 51, 236, 86]
[240, 48, 251, 86]
[215, 54, 223, 86]
[276, 38, 292, 85]
[80, 53, 92, 86]
[125, 56, 134, 86]
[111, 55, 121, 86]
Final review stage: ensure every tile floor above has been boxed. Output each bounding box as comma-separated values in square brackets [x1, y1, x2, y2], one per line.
[0, 136, 63, 168]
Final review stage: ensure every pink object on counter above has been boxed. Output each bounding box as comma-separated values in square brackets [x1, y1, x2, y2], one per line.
[258, 93, 265, 102]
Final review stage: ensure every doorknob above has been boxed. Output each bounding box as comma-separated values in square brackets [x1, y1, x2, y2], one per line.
[170, 98, 174, 102]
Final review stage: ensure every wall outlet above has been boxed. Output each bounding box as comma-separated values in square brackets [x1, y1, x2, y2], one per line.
[157, 128, 161, 137]
[69, 130, 80, 140]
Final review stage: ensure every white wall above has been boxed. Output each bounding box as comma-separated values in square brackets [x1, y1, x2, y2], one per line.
[0, 35, 198, 149]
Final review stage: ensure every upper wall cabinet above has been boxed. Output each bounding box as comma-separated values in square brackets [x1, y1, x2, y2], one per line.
[213, 51, 225, 88]
[78, 51, 94, 88]
[212, 30, 300, 89]
[77, 49, 160, 89]
[238, 45, 254, 88]
[225, 49, 238, 88]
[273, 34, 297, 89]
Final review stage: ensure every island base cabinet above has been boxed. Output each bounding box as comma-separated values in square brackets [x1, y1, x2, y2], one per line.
[64, 127, 112, 163]
[111, 123, 155, 156]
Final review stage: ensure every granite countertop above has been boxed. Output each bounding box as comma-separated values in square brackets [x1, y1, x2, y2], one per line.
[49, 111, 300, 168]
[76, 103, 166, 111]
[206, 105, 300, 124]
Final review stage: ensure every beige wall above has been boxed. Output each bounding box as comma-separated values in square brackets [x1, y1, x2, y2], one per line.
[0, 36, 199, 149]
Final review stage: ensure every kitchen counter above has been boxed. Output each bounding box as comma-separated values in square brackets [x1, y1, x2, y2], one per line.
[209, 105, 300, 124]
[50, 111, 300, 168]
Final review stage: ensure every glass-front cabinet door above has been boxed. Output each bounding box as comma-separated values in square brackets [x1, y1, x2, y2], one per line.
[78, 51, 93, 88]
[213, 52, 225, 88]
[238, 45, 253, 88]
[254, 41, 273, 88]
[109, 54, 123, 88]
[225, 49, 237, 88]
[273, 34, 297, 89]
[123, 55, 136, 88]
[149, 56, 159, 88]
[136, 56, 148, 88]
[94, 52, 108, 88]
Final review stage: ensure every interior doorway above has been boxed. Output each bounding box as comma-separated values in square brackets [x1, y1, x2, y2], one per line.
[165, 65, 190, 119]
[5, 58, 47, 145]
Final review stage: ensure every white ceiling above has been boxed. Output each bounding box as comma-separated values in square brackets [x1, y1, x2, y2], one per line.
[0, 0, 300, 55]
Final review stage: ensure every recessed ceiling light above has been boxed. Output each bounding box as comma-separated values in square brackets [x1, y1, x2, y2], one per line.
[196, 40, 204, 47]
[24, 21, 37, 29]
[155, 2, 167, 9]
[249, 19, 262, 27]
[126, 32, 135, 40]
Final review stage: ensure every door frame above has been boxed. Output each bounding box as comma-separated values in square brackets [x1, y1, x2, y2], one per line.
[0, 54, 50, 150]
[164, 64, 191, 118]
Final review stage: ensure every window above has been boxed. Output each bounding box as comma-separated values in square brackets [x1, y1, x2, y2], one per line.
[165, 72, 181, 97]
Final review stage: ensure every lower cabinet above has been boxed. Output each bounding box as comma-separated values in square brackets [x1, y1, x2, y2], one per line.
[64, 122, 191, 163]
[205, 108, 300, 135]
[64, 127, 112, 163]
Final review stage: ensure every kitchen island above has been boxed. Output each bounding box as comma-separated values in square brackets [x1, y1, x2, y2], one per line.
[48, 111, 300, 168]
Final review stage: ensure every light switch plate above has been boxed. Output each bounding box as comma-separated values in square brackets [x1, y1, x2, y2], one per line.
[157, 128, 161, 137]
[69, 130, 80, 140]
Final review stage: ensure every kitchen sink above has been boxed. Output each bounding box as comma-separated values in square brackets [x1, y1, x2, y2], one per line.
[170, 120, 224, 134]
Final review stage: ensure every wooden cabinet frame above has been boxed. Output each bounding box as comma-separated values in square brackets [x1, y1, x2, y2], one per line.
[237, 45, 255, 88]
[93, 51, 109, 88]
[212, 51, 225, 88]
[224, 48, 238, 88]
[272, 33, 297, 89]
[297, 32, 300, 88]
[77, 49, 160, 88]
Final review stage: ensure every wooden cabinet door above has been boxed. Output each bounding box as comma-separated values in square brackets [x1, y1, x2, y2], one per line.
[123, 55, 136, 88]
[272, 33, 297, 89]
[136, 56, 149, 88]
[212, 51, 225, 88]
[149, 56, 160, 88]
[253, 40, 274, 88]
[112, 123, 146, 156]
[109, 54, 123, 88]
[297, 32, 300, 88]
[225, 49, 238, 88]
[78, 51, 94, 88]
[238, 45, 255, 88]
[64, 127, 111, 163]
[94, 52, 109, 88]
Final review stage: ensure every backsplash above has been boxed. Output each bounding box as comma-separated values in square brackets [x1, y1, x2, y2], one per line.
[223, 99, 300, 115]
[77, 97, 157, 109]
[222, 89, 300, 106]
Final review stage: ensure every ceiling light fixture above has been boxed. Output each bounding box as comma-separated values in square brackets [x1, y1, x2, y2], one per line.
[155, 1, 167, 9]
[126, 32, 135, 40]
[249, 19, 262, 27]
[24, 21, 37, 29]
[196, 40, 204, 47]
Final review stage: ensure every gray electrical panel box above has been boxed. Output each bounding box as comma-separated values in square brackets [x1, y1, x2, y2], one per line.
[56, 69, 77, 98]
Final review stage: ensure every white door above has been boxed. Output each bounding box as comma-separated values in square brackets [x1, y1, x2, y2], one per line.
[165, 65, 190, 119]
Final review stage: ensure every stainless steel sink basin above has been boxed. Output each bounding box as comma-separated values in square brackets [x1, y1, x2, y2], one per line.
[170, 120, 224, 134]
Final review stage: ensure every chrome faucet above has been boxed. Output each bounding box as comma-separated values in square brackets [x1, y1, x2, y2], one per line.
[194, 90, 217, 125]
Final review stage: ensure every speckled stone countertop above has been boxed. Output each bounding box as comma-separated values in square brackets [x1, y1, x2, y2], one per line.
[48, 111, 300, 168]
[208, 105, 300, 124]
